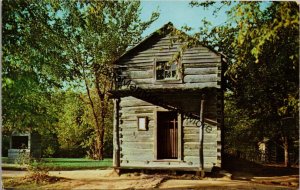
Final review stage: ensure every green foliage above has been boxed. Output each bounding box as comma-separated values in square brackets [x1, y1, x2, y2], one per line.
[40, 132, 60, 158]
[224, 92, 261, 157]
[77, 89, 114, 159]
[25, 161, 50, 184]
[14, 150, 31, 165]
[192, 2, 299, 164]
[53, 90, 90, 157]
[2, 0, 71, 133]
[3, 1, 158, 159]
[47, 1, 158, 159]
[42, 147, 56, 158]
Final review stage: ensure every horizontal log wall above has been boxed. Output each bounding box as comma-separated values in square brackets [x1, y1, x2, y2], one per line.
[116, 31, 222, 171]
[119, 96, 155, 165]
[118, 33, 221, 90]
[183, 122, 218, 169]
[119, 95, 220, 171]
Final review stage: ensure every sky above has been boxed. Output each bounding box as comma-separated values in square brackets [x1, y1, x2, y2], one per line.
[139, 1, 229, 37]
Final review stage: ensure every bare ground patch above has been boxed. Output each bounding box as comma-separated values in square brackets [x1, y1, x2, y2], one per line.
[2, 169, 299, 189]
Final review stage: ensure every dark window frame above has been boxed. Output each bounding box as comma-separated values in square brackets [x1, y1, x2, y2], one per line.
[154, 58, 182, 83]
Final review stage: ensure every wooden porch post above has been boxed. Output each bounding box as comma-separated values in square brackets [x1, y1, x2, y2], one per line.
[198, 97, 205, 177]
[113, 98, 120, 168]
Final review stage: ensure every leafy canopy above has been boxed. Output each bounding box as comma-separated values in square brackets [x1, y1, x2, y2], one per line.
[190, 1, 299, 141]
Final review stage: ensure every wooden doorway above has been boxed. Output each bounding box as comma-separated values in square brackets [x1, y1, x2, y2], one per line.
[157, 112, 178, 159]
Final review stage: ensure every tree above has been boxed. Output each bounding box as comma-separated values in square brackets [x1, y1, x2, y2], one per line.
[54, 90, 90, 157]
[3, 0, 158, 159]
[190, 1, 299, 166]
[78, 89, 114, 158]
[2, 0, 71, 134]
[48, 1, 158, 159]
[223, 92, 258, 159]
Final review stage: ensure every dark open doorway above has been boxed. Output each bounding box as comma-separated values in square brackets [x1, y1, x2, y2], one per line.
[157, 111, 178, 159]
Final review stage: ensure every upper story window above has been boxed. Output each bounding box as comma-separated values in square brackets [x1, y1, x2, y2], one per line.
[156, 60, 178, 80]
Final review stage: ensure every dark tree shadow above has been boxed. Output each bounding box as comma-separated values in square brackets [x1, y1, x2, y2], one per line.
[222, 154, 299, 180]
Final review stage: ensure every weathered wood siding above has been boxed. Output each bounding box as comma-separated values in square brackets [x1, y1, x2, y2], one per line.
[119, 95, 220, 171]
[8, 132, 41, 162]
[119, 97, 154, 167]
[115, 26, 223, 172]
[117, 33, 221, 90]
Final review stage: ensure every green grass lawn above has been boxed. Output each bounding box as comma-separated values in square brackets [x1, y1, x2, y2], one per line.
[2, 157, 112, 170]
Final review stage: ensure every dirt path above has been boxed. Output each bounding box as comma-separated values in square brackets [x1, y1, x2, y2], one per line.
[159, 179, 296, 190]
[2, 169, 298, 189]
[2, 169, 165, 189]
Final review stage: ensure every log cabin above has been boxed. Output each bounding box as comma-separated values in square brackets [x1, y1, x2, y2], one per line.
[110, 22, 225, 175]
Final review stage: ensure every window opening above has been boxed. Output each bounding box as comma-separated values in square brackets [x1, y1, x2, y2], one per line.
[12, 136, 28, 149]
[156, 61, 178, 80]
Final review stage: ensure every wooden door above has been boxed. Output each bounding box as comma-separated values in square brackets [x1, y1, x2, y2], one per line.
[157, 112, 178, 159]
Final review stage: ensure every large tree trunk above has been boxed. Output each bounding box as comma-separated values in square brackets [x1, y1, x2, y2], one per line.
[94, 69, 109, 160]
[283, 137, 290, 167]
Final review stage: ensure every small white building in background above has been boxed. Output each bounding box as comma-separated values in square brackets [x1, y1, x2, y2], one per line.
[8, 131, 41, 162]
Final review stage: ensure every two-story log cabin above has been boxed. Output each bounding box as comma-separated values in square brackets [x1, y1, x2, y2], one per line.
[110, 22, 225, 175]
